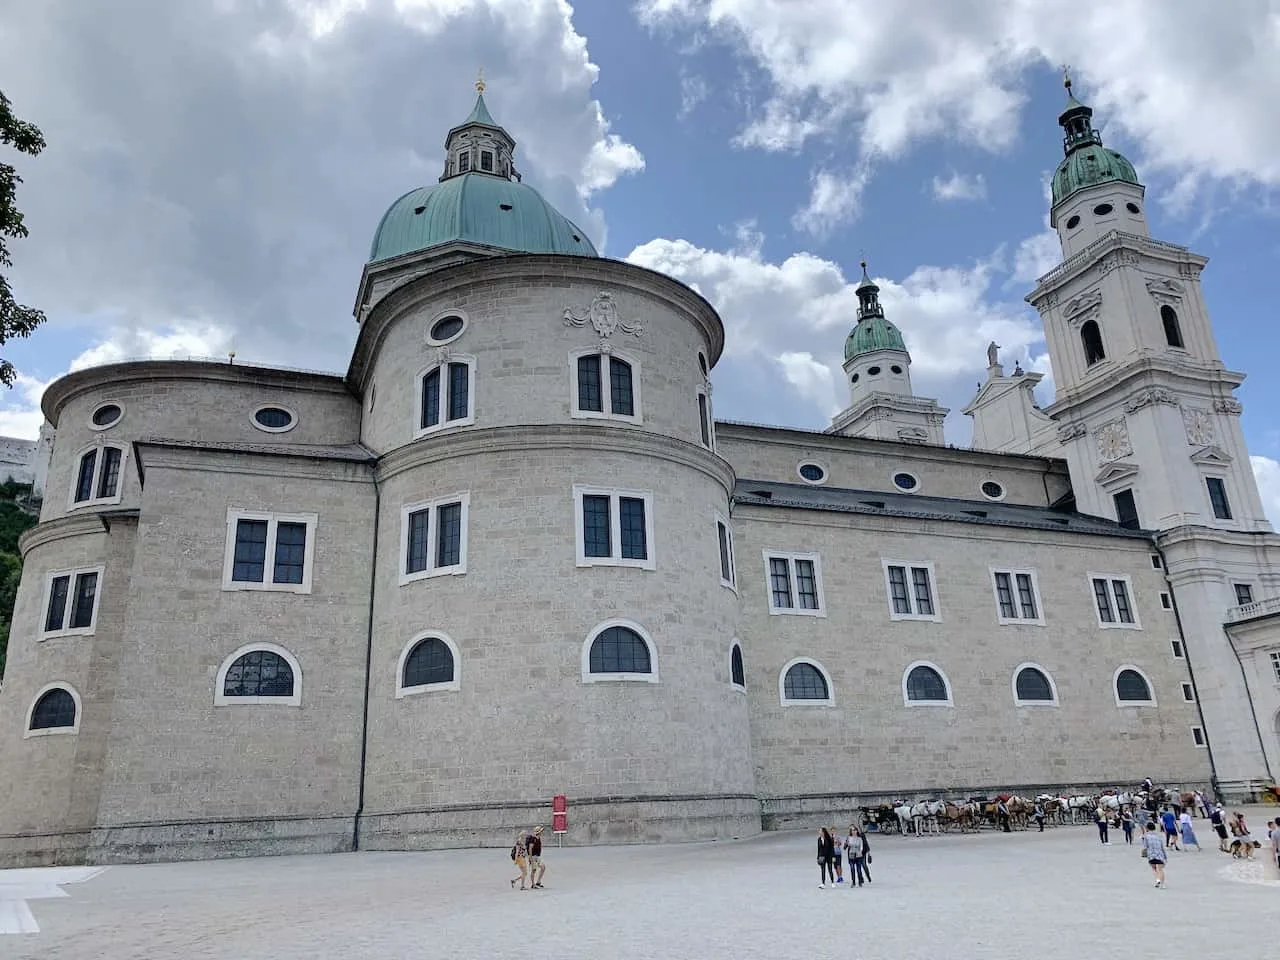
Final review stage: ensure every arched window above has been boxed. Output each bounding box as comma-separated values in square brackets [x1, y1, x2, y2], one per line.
[903, 662, 952, 705]
[397, 632, 460, 696]
[582, 621, 657, 682]
[1013, 664, 1057, 705]
[215, 643, 302, 706]
[779, 658, 833, 705]
[1160, 305, 1184, 348]
[1081, 320, 1106, 366]
[730, 642, 745, 689]
[1114, 666, 1155, 705]
[26, 684, 80, 736]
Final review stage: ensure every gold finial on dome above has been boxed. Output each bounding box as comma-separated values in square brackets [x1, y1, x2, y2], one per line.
[475, 67, 486, 94]
[1061, 64, 1074, 93]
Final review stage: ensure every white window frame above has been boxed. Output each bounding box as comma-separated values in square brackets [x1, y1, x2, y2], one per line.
[573, 485, 655, 570]
[395, 630, 461, 697]
[1232, 582, 1255, 606]
[729, 639, 746, 693]
[1180, 681, 1195, 702]
[568, 348, 643, 425]
[779, 656, 834, 707]
[221, 509, 318, 594]
[990, 567, 1046, 626]
[88, 401, 125, 431]
[715, 512, 736, 591]
[1203, 473, 1235, 522]
[67, 442, 128, 510]
[23, 682, 83, 738]
[890, 469, 921, 494]
[1011, 662, 1059, 707]
[40, 565, 105, 639]
[214, 642, 303, 706]
[580, 618, 659, 684]
[424, 308, 470, 347]
[882, 559, 941, 622]
[414, 353, 477, 439]
[1270, 649, 1280, 684]
[1159, 592, 1172, 610]
[796, 461, 828, 485]
[902, 659, 954, 707]
[399, 493, 470, 585]
[1191, 726, 1206, 748]
[250, 403, 297, 434]
[1171, 639, 1185, 660]
[763, 550, 826, 617]
[1088, 572, 1142, 629]
[1112, 663, 1157, 708]
[696, 384, 715, 450]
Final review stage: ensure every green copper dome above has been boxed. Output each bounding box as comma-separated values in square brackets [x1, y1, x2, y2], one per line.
[1050, 76, 1140, 206]
[369, 175, 597, 262]
[843, 261, 907, 359]
[368, 87, 598, 263]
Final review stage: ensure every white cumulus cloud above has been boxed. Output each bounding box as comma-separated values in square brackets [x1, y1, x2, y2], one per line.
[1250, 456, 1280, 528]
[792, 167, 871, 236]
[932, 172, 987, 202]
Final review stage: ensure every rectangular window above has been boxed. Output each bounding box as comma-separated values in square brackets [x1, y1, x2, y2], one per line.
[480, 151, 493, 172]
[42, 566, 104, 637]
[1192, 726, 1205, 747]
[421, 367, 441, 428]
[97, 447, 122, 499]
[70, 445, 128, 508]
[992, 569, 1043, 624]
[74, 451, 96, 502]
[574, 486, 654, 569]
[1089, 574, 1141, 628]
[765, 552, 825, 615]
[994, 572, 1016, 619]
[1113, 488, 1140, 529]
[1150, 554, 1162, 569]
[223, 510, 318, 593]
[1160, 592, 1172, 610]
[716, 517, 735, 589]
[577, 355, 603, 412]
[458, 152, 470, 172]
[1270, 650, 1280, 682]
[418, 359, 475, 435]
[884, 561, 940, 621]
[399, 495, 469, 583]
[609, 357, 634, 417]
[1171, 639, 1184, 659]
[1206, 477, 1232, 520]
[1181, 682, 1195, 702]
[1234, 583, 1254, 606]
[447, 362, 470, 422]
[697, 392, 711, 448]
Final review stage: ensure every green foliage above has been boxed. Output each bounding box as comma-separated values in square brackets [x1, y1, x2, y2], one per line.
[0, 482, 35, 680]
[1, 89, 48, 387]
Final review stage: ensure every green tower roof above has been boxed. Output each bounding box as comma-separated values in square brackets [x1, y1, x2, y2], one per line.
[843, 261, 907, 360]
[463, 92, 496, 127]
[1050, 74, 1140, 205]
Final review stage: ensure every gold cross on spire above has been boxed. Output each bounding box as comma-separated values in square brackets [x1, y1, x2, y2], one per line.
[475, 67, 486, 94]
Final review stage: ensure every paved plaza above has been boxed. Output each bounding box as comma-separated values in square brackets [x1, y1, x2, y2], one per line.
[2, 808, 1277, 959]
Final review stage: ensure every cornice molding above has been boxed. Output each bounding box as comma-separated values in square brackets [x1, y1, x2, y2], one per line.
[1043, 357, 1245, 419]
[134, 440, 375, 485]
[19, 512, 111, 558]
[1028, 230, 1208, 304]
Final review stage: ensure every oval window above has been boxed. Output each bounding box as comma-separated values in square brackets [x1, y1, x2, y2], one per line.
[851, 373, 859, 384]
[91, 403, 122, 429]
[893, 472, 919, 491]
[1066, 215, 1081, 229]
[428, 315, 466, 344]
[1093, 203, 1114, 216]
[867, 366, 881, 376]
[253, 407, 295, 432]
[798, 462, 826, 484]
[1125, 202, 1140, 214]
[981, 480, 1005, 500]
[890, 365, 903, 374]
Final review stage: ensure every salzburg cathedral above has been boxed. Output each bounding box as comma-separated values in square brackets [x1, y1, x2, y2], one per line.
[0, 76, 1277, 866]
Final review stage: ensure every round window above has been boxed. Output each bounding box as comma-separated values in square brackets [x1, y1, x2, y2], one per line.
[253, 406, 295, 432]
[798, 462, 826, 484]
[851, 373, 859, 384]
[893, 471, 919, 491]
[1065, 215, 1081, 229]
[428, 314, 466, 344]
[1125, 202, 1140, 214]
[1093, 203, 1114, 216]
[981, 480, 1005, 501]
[890, 364, 903, 374]
[90, 403, 122, 429]
[867, 366, 881, 376]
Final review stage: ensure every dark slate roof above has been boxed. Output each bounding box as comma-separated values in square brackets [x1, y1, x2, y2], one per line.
[733, 478, 1152, 540]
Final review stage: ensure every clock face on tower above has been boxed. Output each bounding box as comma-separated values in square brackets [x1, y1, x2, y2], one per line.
[1095, 419, 1132, 462]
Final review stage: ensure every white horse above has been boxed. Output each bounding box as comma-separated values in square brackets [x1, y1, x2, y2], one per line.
[1067, 795, 1095, 823]
[893, 802, 919, 836]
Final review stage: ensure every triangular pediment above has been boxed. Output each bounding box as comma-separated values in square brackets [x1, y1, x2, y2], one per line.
[1190, 445, 1233, 466]
[1095, 461, 1140, 486]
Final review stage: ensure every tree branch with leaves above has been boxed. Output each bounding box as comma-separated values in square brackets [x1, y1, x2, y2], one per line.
[0, 90, 47, 387]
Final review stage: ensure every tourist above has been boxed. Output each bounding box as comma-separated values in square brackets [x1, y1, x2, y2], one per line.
[1140, 820, 1168, 888]
[1160, 807, 1179, 850]
[510, 832, 529, 890]
[526, 825, 546, 888]
[817, 827, 835, 888]
[1094, 805, 1110, 845]
[997, 798, 1011, 833]
[1269, 820, 1280, 869]
[831, 826, 845, 884]
[1229, 812, 1255, 860]
[1211, 804, 1229, 851]
[859, 827, 873, 883]
[847, 826, 868, 887]
[1194, 790, 1208, 818]
[1033, 802, 1045, 832]
[1121, 808, 1135, 844]
[1178, 810, 1200, 851]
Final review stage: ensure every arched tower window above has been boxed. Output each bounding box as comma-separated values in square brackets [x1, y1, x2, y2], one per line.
[1160, 305, 1184, 348]
[1081, 320, 1106, 366]
[730, 643, 745, 689]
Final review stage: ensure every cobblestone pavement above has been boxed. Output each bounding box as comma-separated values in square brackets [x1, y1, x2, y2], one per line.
[4, 808, 1278, 959]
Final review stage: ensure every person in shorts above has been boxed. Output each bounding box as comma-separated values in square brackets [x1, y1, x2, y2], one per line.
[1211, 804, 1230, 851]
[1140, 820, 1167, 887]
[510, 832, 529, 890]
[526, 825, 546, 889]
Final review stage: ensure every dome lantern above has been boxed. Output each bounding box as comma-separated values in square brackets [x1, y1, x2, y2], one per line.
[1050, 71, 1141, 206]
[843, 260, 907, 361]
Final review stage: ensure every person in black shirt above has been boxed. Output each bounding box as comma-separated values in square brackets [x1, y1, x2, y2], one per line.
[526, 826, 546, 889]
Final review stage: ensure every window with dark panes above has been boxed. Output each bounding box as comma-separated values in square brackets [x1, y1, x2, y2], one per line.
[403, 637, 455, 687]
[784, 662, 828, 700]
[30, 688, 76, 730]
[795, 559, 819, 609]
[582, 495, 611, 558]
[911, 567, 935, 615]
[698, 393, 711, 447]
[406, 509, 430, 574]
[1206, 478, 1232, 520]
[1015, 667, 1053, 701]
[608, 357, 634, 416]
[69, 572, 98, 629]
[421, 367, 441, 429]
[272, 522, 307, 585]
[717, 520, 734, 585]
[588, 625, 651, 674]
[887, 566, 911, 615]
[74, 450, 97, 502]
[906, 665, 947, 701]
[1081, 319, 1106, 365]
[436, 502, 462, 568]
[45, 575, 70, 632]
[1112, 579, 1134, 623]
[769, 557, 793, 609]
[97, 447, 122, 499]
[1115, 668, 1151, 702]
[458, 152, 470, 172]
[480, 151, 493, 172]
[619, 497, 647, 560]
[1161, 305, 1184, 348]
[223, 650, 294, 698]
[1113, 488, 1140, 529]
[1234, 583, 1254, 606]
[1016, 574, 1038, 619]
[232, 519, 269, 582]
[577, 355, 603, 412]
[994, 572, 1016, 619]
[447, 362, 470, 422]
[731, 645, 745, 687]
[1092, 578, 1114, 622]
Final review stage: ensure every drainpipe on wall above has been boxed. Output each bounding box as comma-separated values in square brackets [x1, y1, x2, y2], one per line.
[352, 476, 381, 851]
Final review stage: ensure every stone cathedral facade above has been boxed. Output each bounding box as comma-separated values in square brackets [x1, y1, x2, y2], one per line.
[0, 80, 1275, 866]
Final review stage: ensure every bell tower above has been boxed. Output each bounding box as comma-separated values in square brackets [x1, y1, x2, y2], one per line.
[1027, 74, 1280, 798]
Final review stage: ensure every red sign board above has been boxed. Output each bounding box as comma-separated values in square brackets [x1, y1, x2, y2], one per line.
[552, 794, 567, 834]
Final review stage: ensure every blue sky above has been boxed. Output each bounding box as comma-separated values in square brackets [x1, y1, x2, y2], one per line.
[3, 0, 1279, 512]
